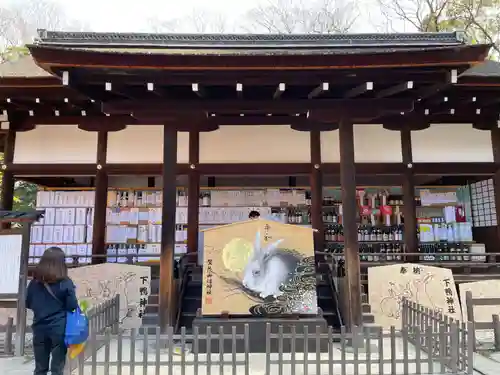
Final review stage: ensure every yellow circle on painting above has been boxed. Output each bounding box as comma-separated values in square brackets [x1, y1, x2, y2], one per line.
[222, 238, 254, 272]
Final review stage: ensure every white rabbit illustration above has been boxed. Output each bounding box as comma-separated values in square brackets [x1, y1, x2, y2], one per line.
[242, 231, 300, 299]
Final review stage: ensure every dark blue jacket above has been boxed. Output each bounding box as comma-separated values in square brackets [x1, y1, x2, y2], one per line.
[26, 278, 79, 334]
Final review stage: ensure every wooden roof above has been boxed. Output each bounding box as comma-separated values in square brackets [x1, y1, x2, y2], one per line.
[36, 30, 468, 48]
[0, 30, 497, 131]
[0, 55, 51, 78]
[0, 210, 44, 223]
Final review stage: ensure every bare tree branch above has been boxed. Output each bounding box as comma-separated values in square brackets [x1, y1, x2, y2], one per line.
[147, 9, 230, 33]
[242, 0, 359, 34]
[375, 0, 500, 57]
[0, 0, 88, 49]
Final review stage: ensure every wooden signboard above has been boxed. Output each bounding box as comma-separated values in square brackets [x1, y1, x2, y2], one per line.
[201, 219, 317, 316]
[69, 263, 151, 329]
[0, 234, 23, 296]
[368, 263, 461, 329]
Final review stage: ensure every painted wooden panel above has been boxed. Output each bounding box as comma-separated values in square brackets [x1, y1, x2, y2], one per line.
[13, 125, 98, 164]
[199, 125, 310, 163]
[107, 126, 189, 163]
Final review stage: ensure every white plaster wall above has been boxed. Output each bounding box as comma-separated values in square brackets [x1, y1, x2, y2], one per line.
[320, 130, 340, 162]
[199, 125, 310, 163]
[354, 125, 402, 162]
[13, 125, 98, 163]
[12, 123, 494, 165]
[412, 124, 493, 162]
[106, 126, 189, 163]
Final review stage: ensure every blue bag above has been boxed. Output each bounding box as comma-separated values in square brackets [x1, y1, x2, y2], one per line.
[44, 283, 89, 346]
[64, 308, 89, 346]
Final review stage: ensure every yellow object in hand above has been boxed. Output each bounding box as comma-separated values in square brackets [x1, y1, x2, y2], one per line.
[68, 343, 86, 359]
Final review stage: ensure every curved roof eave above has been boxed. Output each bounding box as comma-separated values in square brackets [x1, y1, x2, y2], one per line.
[27, 43, 491, 71]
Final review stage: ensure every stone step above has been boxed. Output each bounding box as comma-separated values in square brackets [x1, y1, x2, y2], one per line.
[362, 313, 375, 324]
[362, 303, 371, 313]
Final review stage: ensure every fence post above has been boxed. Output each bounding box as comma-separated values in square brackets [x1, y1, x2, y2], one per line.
[450, 321, 459, 374]
[4, 317, 13, 355]
[438, 322, 447, 374]
[466, 321, 474, 375]
[465, 291, 475, 323]
[113, 295, 120, 334]
[493, 314, 500, 351]
[401, 298, 408, 328]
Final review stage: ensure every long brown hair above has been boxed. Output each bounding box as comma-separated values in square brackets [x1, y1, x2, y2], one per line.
[33, 247, 68, 283]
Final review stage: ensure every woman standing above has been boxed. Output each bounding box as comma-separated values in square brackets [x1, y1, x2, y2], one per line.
[26, 247, 79, 375]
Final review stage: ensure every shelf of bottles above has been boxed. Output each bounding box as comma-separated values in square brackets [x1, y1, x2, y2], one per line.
[320, 186, 477, 264]
[104, 187, 316, 264]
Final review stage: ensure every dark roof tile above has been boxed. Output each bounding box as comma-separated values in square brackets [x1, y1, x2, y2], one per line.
[0, 210, 45, 223]
[460, 59, 500, 77]
[36, 30, 468, 49]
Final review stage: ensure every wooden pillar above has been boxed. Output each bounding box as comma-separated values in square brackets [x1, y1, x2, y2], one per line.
[338, 119, 362, 328]
[310, 130, 324, 253]
[400, 127, 418, 257]
[91, 131, 108, 264]
[1, 131, 16, 215]
[160, 125, 178, 329]
[187, 131, 200, 253]
[490, 128, 500, 245]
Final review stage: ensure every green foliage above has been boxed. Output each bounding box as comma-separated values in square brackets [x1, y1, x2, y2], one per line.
[0, 45, 30, 62]
[0, 153, 38, 212]
[13, 181, 38, 211]
[436, 0, 500, 57]
[378, 0, 500, 58]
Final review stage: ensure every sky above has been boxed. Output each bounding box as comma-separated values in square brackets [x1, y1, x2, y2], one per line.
[2, 0, 410, 34]
[64, 0, 256, 31]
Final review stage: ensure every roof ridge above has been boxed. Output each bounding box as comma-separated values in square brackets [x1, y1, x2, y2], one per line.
[35, 29, 467, 48]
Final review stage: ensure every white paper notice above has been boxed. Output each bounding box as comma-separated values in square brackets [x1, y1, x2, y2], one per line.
[0, 234, 23, 294]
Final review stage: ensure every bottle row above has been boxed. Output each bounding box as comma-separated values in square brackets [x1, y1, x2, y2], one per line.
[326, 242, 473, 262]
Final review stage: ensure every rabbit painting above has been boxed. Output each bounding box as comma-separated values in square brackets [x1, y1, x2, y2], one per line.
[242, 231, 302, 299]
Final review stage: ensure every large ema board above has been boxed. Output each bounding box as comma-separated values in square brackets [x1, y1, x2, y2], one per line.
[201, 219, 318, 316]
[368, 263, 462, 329]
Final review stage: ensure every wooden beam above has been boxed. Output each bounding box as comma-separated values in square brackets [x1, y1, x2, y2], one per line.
[104, 81, 132, 100]
[7, 161, 495, 178]
[309, 130, 323, 253]
[344, 82, 373, 99]
[69, 69, 454, 87]
[62, 71, 69, 86]
[0, 130, 15, 229]
[159, 125, 178, 330]
[103, 98, 414, 114]
[400, 126, 418, 255]
[492, 128, 500, 248]
[417, 69, 458, 100]
[91, 131, 108, 264]
[29, 43, 490, 71]
[376, 81, 413, 98]
[192, 83, 205, 98]
[273, 83, 286, 99]
[236, 83, 243, 99]
[146, 82, 166, 97]
[187, 131, 200, 253]
[338, 119, 362, 329]
[308, 82, 329, 99]
[412, 162, 496, 175]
